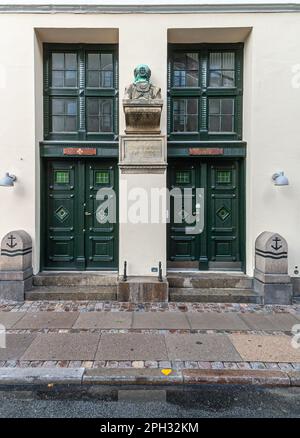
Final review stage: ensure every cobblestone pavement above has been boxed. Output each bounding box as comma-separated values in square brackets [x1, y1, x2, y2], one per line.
[0, 300, 300, 370]
[0, 300, 300, 314]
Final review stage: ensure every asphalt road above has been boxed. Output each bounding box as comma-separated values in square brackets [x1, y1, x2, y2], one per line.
[0, 385, 299, 418]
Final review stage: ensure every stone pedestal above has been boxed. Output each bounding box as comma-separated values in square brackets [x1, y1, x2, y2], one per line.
[0, 230, 33, 301]
[123, 99, 163, 135]
[118, 276, 168, 303]
[253, 231, 292, 304]
[119, 135, 167, 279]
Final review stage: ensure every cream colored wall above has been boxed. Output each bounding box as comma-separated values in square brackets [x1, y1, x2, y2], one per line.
[0, 12, 299, 277]
[119, 172, 167, 277]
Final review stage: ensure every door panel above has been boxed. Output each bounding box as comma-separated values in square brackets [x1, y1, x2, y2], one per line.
[43, 159, 118, 270]
[168, 158, 244, 270]
[208, 161, 241, 269]
[85, 162, 118, 269]
[45, 161, 78, 269]
[168, 162, 200, 266]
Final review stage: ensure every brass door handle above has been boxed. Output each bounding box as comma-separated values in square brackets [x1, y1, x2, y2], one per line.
[85, 211, 92, 216]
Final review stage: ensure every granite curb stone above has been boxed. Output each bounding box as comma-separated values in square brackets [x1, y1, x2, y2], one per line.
[0, 368, 299, 387]
[0, 367, 84, 384]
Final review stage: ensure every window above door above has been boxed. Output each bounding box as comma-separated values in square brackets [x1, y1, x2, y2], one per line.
[168, 43, 243, 141]
[44, 44, 118, 141]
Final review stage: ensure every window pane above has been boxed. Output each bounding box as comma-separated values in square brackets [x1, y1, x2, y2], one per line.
[186, 115, 198, 131]
[66, 100, 77, 115]
[52, 99, 64, 115]
[209, 52, 235, 88]
[173, 70, 186, 87]
[173, 52, 199, 87]
[65, 116, 76, 131]
[87, 98, 99, 115]
[173, 53, 186, 70]
[210, 53, 222, 69]
[101, 71, 113, 88]
[95, 171, 109, 184]
[52, 53, 64, 69]
[222, 70, 235, 87]
[209, 71, 222, 88]
[87, 71, 99, 87]
[187, 99, 198, 114]
[173, 98, 198, 132]
[186, 71, 198, 87]
[223, 52, 235, 69]
[221, 115, 233, 132]
[65, 53, 77, 70]
[209, 98, 234, 132]
[186, 53, 199, 70]
[101, 54, 113, 70]
[52, 116, 64, 132]
[217, 170, 232, 184]
[55, 171, 70, 184]
[52, 71, 64, 87]
[88, 53, 100, 69]
[87, 116, 100, 132]
[64, 70, 77, 87]
[173, 115, 185, 132]
[222, 99, 234, 114]
[208, 115, 220, 132]
[176, 171, 191, 184]
[101, 100, 112, 115]
[101, 115, 112, 132]
[209, 99, 220, 115]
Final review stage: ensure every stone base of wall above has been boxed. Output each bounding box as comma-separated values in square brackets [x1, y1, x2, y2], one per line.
[118, 276, 168, 303]
[254, 278, 293, 305]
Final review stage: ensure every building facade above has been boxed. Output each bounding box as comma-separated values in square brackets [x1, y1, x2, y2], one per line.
[0, 1, 300, 296]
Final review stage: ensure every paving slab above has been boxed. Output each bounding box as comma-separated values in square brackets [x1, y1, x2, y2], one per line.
[0, 312, 26, 329]
[21, 333, 100, 361]
[13, 312, 79, 329]
[95, 333, 168, 361]
[229, 334, 300, 363]
[73, 312, 132, 329]
[187, 312, 249, 330]
[239, 313, 300, 331]
[132, 312, 189, 329]
[0, 334, 36, 361]
[0, 367, 84, 384]
[165, 334, 242, 361]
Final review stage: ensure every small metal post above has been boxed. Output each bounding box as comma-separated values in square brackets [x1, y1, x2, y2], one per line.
[158, 261, 163, 282]
[123, 261, 127, 281]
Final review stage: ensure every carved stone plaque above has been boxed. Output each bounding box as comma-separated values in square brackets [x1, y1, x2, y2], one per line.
[119, 136, 166, 173]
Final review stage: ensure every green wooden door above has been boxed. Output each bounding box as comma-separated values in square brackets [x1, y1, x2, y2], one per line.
[168, 159, 244, 270]
[43, 159, 118, 271]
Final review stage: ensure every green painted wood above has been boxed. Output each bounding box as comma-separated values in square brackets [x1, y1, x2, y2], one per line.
[43, 43, 118, 142]
[43, 159, 118, 271]
[168, 158, 245, 270]
[168, 43, 243, 142]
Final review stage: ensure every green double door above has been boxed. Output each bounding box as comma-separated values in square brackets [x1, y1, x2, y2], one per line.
[168, 159, 244, 270]
[43, 159, 118, 271]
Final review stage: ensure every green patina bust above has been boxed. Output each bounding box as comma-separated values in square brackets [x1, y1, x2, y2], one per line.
[125, 64, 161, 100]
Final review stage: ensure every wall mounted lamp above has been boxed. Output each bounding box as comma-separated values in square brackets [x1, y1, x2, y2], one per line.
[272, 171, 289, 186]
[0, 172, 17, 187]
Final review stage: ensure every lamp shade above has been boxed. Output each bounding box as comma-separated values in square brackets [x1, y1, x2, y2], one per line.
[272, 171, 289, 186]
[0, 173, 16, 187]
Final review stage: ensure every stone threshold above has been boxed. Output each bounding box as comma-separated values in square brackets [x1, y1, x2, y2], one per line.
[0, 367, 299, 388]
